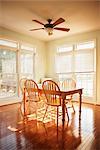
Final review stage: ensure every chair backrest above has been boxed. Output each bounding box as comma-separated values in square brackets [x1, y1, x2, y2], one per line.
[25, 79, 40, 102]
[61, 78, 76, 91]
[42, 80, 61, 106]
[20, 78, 27, 95]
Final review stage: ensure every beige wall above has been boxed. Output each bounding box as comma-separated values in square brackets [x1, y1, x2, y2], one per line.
[46, 30, 100, 104]
[0, 27, 46, 83]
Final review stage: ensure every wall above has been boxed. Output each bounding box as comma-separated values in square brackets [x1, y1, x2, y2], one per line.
[46, 30, 100, 104]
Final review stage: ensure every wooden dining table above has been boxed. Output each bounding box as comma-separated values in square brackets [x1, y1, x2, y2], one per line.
[23, 87, 83, 124]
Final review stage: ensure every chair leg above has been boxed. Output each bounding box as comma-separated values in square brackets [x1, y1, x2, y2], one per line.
[71, 102, 75, 113]
[42, 105, 48, 122]
[66, 107, 69, 122]
[35, 102, 38, 119]
[57, 107, 59, 127]
[20, 101, 28, 117]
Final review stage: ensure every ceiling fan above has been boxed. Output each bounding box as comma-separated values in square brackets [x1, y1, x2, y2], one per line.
[30, 18, 70, 35]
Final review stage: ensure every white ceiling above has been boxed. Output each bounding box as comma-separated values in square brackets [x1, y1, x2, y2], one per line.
[0, 0, 100, 41]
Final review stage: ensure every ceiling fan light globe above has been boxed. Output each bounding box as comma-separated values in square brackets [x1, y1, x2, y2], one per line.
[48, 31, 53, 36]
[45, 27, 53, 36]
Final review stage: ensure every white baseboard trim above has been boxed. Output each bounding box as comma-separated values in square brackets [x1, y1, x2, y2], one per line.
[0, 96, 22, 106]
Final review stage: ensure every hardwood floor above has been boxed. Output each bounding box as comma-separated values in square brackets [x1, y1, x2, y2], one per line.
[0, 103, 100, 150]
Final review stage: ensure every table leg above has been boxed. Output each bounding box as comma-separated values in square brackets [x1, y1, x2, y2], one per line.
[79, 92, 82, 120]
[23, 88, 26, 120]
[62, 98, 65, 125]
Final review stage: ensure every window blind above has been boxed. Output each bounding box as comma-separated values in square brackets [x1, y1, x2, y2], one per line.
[56, 53, 73, 73]
[74, 50, 94, 72]
[55, 41, 96, 98]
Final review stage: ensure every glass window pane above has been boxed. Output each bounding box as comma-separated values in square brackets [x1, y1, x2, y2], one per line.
[74, 51, 94, 72]
[76, 41, 95, 50]
[21, 45, 34, 51]
[57, 46, 73, 53]
[0, 50, 16, 73]
[0, 39, 17, 48]
[76, 73, 94, 97]
[58, 74, 73, 81]
[0, 50, 17, 98]
[21, 52, 34, 75]
[20, 74, 33, 79]
[56, 54, 72, 73]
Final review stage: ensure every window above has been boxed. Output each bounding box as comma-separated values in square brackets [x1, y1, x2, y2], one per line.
[75, 73, 94, 97]
[0, 39, 18, 48]
[55, 41, 96, 100]
[0, 39, 36, 99]
[57, 45, 73, 53]
[75, 41, 95, 50]
[20, 44, 36, 79]
[74, 50, 94, 72]
[21, 44, 35, 51]
[56, 53, 73, 73]
[20, 50, 35, 79]
[0, 49, 17, 98]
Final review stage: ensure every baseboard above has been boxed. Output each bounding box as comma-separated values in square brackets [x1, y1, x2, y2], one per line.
[95, 102, 100, 106]
[0, 96, 21, 106]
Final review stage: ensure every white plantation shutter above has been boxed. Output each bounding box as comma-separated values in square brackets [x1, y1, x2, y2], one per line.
[20, 45, 36, 79]
[74, 50, 94, 72]
[21, 53, 33, 74]
[55, 41, 96, 99]
[76, 41, 95, 50]
[57, 46, 73, 52]
[56, 53, 73, 73]
[0, 39, 17, 48]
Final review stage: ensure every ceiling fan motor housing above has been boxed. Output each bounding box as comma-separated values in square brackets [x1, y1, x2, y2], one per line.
[44, 23, 53, 28]
[44, 19, 53, 28]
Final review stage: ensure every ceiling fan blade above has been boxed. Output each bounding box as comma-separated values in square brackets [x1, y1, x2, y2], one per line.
[30, 28, 44, 31]
[32, 20, 44, 25]
[54, 27, 70, 32]
[53, 18, 65, 27]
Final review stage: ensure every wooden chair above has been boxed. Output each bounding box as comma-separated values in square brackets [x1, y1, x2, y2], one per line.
[42, 80, 69, 124]
[19, 78, 29, 116]
[19, 78, 27, 95]
[60, 78, 76, 113]
[25, 79, 43, 118]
